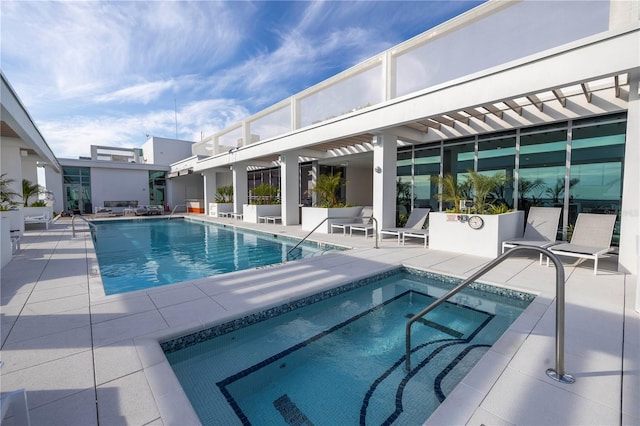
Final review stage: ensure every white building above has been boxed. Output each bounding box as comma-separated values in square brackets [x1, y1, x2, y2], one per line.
[187, 0, 639, 275]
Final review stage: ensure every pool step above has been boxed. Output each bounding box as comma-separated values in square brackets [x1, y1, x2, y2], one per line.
[361, 341, 489, 425]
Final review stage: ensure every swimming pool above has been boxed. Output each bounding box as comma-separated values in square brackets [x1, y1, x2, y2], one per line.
[164, 268, 534, 425]
[92, 218, 345, 295]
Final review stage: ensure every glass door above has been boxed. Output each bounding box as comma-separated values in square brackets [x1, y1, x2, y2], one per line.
[65, 184, 83, 214]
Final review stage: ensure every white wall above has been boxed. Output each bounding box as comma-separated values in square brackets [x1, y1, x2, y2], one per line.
[46, 167, 64, 213]
[90, 168, 150, 209]
[168, 174, 204, 209]
[1, 140, 23, 200]
[346, 165, 373, 206]
[142, 137, 194, 166]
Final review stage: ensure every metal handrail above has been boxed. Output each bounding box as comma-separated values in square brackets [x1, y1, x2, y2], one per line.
[405, 245, 574, 384]
[167, 204, 187, 220]
[287, 216, 379, 258]
[71, 215, 98, 239]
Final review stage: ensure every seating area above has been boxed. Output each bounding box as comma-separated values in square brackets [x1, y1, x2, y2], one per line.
[134, 205, 163, 216]
[23, 211, 52, 229]
[330, 206, 373, 236]
[549, 213, 617, 275]
[380, 208, 430, 245]
[258, 216, 282, 224]
[502, 206, 562, 263]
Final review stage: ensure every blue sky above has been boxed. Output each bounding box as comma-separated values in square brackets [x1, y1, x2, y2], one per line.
[1, 1, 482, 158]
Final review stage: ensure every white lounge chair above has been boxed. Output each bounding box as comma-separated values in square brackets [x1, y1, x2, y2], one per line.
[380, 208, 430, 245]
[549, 213, 617, 275]
[502, 207, 561, 262]
[24, 211, 52, 229]
[331, 207, 373, 236]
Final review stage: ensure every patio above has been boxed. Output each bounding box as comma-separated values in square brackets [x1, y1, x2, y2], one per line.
[0, 216, 637, 425]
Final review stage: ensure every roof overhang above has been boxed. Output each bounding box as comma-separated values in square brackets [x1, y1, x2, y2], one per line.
[1, 72, 61, 173]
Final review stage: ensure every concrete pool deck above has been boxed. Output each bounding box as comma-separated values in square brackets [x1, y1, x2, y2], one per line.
[1, 215, 638, 425]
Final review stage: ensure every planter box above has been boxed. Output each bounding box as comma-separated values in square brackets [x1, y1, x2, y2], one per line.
[429, 211, 524, 258]
[24, 206, 53, 219]
[301, 206, 364, 234]
[208, 203, 233, 217]
[1, 214, 12, 268]
[243, 204, 281, 223]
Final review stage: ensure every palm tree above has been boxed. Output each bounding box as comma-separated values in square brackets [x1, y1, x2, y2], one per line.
[467, 170, 507, 214]
[22, 179, 46, 207]
[307, 173, 345, 208]
[431, 173, 464, 212]
[0, 173, 20, 206]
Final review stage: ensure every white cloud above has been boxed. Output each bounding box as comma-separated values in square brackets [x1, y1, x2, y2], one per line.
[94, 80, 176, 104]
[38, 98, 249, 158]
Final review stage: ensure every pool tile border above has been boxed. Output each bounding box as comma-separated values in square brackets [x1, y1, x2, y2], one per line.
[161, 267, 535, 354]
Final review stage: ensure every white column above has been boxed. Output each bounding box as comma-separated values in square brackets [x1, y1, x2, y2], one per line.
[280, 151, 299, 225]
[202, 169, 217, 216]
[373, 133, 397, 230]
[619, 73, 640, 281]
[232, 163, 248, 214]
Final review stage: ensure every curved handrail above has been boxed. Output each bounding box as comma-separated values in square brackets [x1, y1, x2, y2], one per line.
[405, 245, 574, 384]
[167, 204, 187, 220]
[287, 216, 379, 259]
[71, 215, 98, 240]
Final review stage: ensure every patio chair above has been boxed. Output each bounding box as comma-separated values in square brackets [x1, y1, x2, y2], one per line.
[502, 207, 561, 262]
[549, 213, 617, 275]
[24, 211, 52, 229]
[380, 208, 430, 245]
[331, 207, 373, 236]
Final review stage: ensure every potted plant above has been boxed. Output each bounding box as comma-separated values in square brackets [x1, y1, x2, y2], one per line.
[243, 183, 281, 223]
[429, 170, 524, 257]
[209, 185, 234, 217]
[22, 179, 53, 219]
[301, 172, 363, 233]
[0, 173, 24, 238]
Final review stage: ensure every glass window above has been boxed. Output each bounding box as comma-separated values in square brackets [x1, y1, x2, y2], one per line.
[414, 146, 441, 211]
[478, 135, 516, 208]
[518, 129, 567, 211]
[569, 121, 626, 244]
[441, 139, 474, 211]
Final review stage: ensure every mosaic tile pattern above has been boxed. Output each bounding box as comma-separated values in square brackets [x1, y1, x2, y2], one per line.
[161, 268, 402, 353]
[161, 266, 534, 353]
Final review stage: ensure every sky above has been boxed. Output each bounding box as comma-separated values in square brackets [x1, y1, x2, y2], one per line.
[1, 0, 483, 159]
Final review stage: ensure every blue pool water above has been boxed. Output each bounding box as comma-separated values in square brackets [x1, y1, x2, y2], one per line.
[164, 268, 534, 425]
[92, 218, 345, 295]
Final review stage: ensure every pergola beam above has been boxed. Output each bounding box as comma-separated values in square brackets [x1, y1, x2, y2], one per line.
[503, 100, 523, 115]
[463, 108, 486, 122]
[581, 83, 593, 103]
[430, 116, 456, 128]
[552, 89, 567, 107]
[526, 94, 544, 112]
[446, 112, 470, 125]
[482, 104, 504, 119]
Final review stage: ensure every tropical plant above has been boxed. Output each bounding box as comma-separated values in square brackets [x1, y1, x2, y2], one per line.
[518, 177, 545, 208]
[432, 170, 511, 214]
[30, 200, 47, 207]
[307, 172, 346, 208]
[214, 185, 233, 203]
[22, 179, 48, 207]
[250, 183, 280, 205]
[545, 177, 580, 204]
[466, 170, 507, 214]
[431, 174, 465, 213]
[1, 173, 20, 206]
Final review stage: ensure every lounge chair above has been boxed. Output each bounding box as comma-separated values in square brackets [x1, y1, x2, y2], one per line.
[502, 207, 561, 262]
[331, 207, 373, 236]
[24, 211, 52, 229]
[380, 208, 430, 245]
[549, 213, 617, 275]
